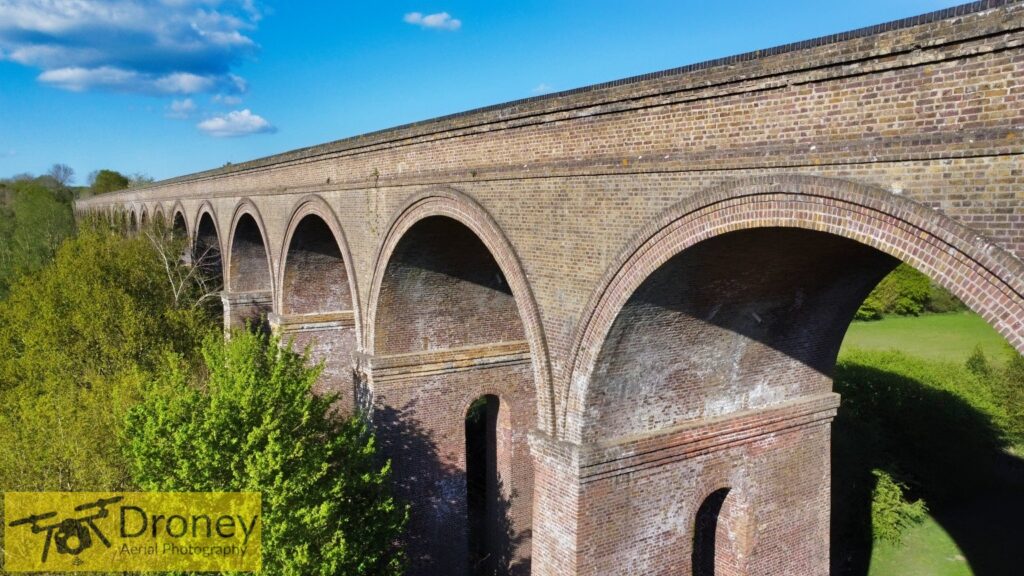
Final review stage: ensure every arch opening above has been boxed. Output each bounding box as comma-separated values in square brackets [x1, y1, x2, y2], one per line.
[577, 221, 1022, 574]
[282, 214, 352, 315]
[172, 212, 187, 239]
[374, 216, 524, 354]
[229, 213, 272, 294]
[194, 212, 223, 291]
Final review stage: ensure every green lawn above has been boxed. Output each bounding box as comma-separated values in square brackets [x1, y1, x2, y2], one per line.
[841, 312, 1013, 366]
[839, 312, 1021, 576]
[868, 516, 970, 576]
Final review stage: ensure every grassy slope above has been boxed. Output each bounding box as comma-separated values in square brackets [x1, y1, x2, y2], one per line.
[840, 312, 1014, 576]
[841, 312, 1013, 366]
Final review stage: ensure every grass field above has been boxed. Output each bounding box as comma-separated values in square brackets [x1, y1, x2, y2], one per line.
[841, 312, 1013, 366]
[868, 516, 970, 576]
[840, 312, 1017, 576]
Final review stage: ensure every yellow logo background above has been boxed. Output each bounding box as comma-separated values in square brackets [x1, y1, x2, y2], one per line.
[4, 492, 261, 572]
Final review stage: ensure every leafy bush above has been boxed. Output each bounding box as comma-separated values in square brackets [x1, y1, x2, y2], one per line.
[870, 469, 928, 545]
[125, 330, 409, 576]
[993, 348, 1024, 448]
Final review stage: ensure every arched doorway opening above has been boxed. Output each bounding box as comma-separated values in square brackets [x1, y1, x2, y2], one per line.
[466, 394, 515, 576]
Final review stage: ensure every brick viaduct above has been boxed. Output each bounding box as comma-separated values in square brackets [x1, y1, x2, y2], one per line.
[77, 1, 1024, 574]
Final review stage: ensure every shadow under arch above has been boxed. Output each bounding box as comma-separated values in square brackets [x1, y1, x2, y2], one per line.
[276, 195, 360, 330]
[226, 199, 275, 295]
[171, 201, 189, 239]
[193, 202, 224, 289]
[365, 187, 555, 433]
[564, 174, 1024, 442]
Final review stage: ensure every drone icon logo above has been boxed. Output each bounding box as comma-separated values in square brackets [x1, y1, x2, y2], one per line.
[7, 496, 124, 563]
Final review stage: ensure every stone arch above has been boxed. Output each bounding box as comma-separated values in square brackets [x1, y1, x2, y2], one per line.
[564, 174, 1024, 442]
[366, 187, 555, 432]
[152, 204, 166, 227]
[277, 195, 358, 323]
[128, 207, 138, 230]
[275, 195, 360, 402]
[226, 200, 274, 295]
[365, 188, 544, 573]
[193, 202, 224, 288]
[171, 202, 189, 239]
[139, 205, 149, 227]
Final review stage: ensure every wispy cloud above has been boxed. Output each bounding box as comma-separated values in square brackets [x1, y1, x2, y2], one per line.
[1, 149, 15, 158]
[197, 109, 275, 137]
[403, 11, 461, 31]
[0, 1, 261, 96]
[213, 93, 243, 106]
[532, 83, 553, 95]
[166, 98, 197, 119]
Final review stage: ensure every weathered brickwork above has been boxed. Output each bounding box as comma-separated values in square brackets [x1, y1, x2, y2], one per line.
[79, 2, 1024, 574]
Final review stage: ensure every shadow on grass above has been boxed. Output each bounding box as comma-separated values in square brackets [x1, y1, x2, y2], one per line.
[830, 360, 1024, 576]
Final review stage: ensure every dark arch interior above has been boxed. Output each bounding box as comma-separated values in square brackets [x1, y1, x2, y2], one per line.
[129, 211, 138, 229]
[282, 214, 352, 315]
[194, 213, 223, 287]
[585, 227, 897, 443]
[229, 214, 272, 293]
[375, 216, 525, 354]
[172, 212, 187, 239]
[140, 210, 149, 227]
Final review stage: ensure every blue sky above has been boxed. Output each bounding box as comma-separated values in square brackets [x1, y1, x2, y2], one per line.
[0, 0, 964, 182]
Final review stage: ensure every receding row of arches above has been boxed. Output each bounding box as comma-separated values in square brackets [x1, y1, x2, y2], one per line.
[84, 176, 1024, 575]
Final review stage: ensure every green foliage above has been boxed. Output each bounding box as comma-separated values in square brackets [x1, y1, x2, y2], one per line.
[870, 469, 928, 545]
[124, 330, 409, 576]
[832, 348, 1012, 558]
[965, 345, 994, 379]
[993, 348, 1024, 448]
[89, 169, 131, 194]
[855, 264, 964, 320]
[0, 226, 218, 493]
[0, 180, 76, 298]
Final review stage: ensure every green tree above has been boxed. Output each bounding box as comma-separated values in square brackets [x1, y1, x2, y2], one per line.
[125, 330, 409, 576]
[0, 226, 217, 492]
[855, 263, 964, 320]
[0, 180, 76, 298]
[89, 169, 131, 194]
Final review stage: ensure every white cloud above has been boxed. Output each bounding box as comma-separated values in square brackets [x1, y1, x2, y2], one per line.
[214, 93, 243, 106]
[532, 83, 553, 95]
[166, 98, 197, 119]
[197, 109, 275, 137]
[404, 11, 461, 31]
[0, 1, 261, 95]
